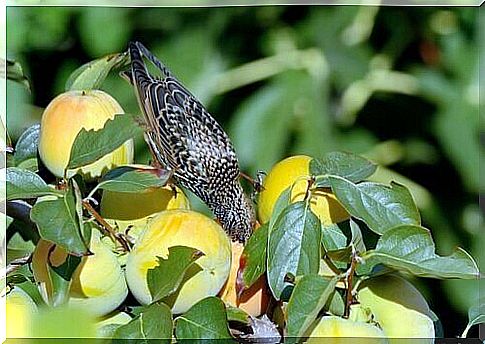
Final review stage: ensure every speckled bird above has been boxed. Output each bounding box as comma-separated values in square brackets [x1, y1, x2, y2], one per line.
[123, 41, 255, 243]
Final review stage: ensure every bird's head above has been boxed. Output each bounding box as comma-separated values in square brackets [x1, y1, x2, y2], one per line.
[211, 182, 256, 244]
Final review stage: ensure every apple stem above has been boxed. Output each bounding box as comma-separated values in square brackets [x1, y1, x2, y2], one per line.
[82, 200, 131, 252]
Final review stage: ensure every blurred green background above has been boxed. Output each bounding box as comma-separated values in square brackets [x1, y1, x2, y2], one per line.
[6, 6, 483, 336]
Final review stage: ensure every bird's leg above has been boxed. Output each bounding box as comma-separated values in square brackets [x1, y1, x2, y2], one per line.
[240, 170, 266, 203]
[240, 170, 266, 192]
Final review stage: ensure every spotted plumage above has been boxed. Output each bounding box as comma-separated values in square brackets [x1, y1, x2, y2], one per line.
[124, 41, 255, 243]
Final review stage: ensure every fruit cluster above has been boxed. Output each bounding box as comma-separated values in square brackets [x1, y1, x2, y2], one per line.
[5, 82, 478, 340]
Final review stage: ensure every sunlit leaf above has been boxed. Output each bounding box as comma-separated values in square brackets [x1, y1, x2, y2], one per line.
[267, 201, 321, 300]
[67, 114, 142, 170]
[147, 246, 204, 303]
[286, 275, 338, 339]
[359, 225, 480, 279]
[6, 167, 62, 201]
[226, 306, 250, 325]
[66, 52, 129, 91]
[97, 165, 171, 193]
[311, 152, 377, 187]
[461, 298, 485, 338]
[350, 219, 366, 253]
[329, 177, 420, 235]
[30, 188, 89, 256]
[13, 124, 40, 164]
[48, 254, 82, 307]
[237, 223, 268, 294]
[113, 302, 173, 342]
[175, 297, 233, 340]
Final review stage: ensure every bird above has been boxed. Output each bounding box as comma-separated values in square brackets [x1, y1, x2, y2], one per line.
[122, 41, 256, 243]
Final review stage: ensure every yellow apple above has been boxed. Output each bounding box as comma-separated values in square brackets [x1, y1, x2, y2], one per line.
[356, 275, 435, 339]
[219, 241, 270, 317]
[38, 90, 134, 179]
[32, 231, 128, 317]
[306, 316, 386, 343]
[125, 209, 231, 314]
[258, 155, 349, 225]
[5, 286, 38, 338]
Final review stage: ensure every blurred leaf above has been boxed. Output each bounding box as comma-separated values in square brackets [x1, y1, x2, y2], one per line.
[6, 167, 62, 201]
[152, 27, 223, 103]
[286, 275, 338, 339]
[65, 52, 129, 91]
[31, 305, 97, 338]
[359, 225, 480, 279]
[175, 297, 233, 340]
[461, 298, 485, 338]
[97, 165, 171, 193]
[433, 103, 481, 193]
[113, 302, 172, 342]
[226, 306, 250, 325]
[147, 246, 204, 303]
[229, 82, 291, 175]
[329, 177, 421, 235]
[267, 201, 321, 300]
[67, 113, 141, 170]
[14, 124, 40, 164]
[310, 152, 377, 187]
[30, 188, 89, 256]
[78, 8, 132, 58]
[237, 223, 268, 294]
[5, 59, 30, 90]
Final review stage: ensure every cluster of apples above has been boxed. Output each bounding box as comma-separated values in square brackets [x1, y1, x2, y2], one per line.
[7, 89, 434, 339]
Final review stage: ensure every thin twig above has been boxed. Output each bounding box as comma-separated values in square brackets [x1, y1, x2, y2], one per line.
[344, 247, 358, 318]
[4, 253, 32, 276]
[82, 200, 130, 252]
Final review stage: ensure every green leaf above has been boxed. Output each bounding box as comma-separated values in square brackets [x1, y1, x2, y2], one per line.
[147, 246, 204, 303]
[311, 152, 377, 187]
[267, 201, 321, 300]
[6, 167, 62, 201]
[329, 177, 420, 235]
[269, 186, 291, 230]
[175, 297, 233, 340]
[30, 188, 89, 256]
[359, 225, 480, 279]
[326, 290, 345, 316]
[321, 223, 348, 252]
[67, 113, 142, 170]
[14, 124, 40, 164]
[48, 254, 82, 307]
[65, 52, 129, 91]
[226, 306, 250, 325]
[238, 223, 268, 294]
[6, 59, 30, 90]
[286, 275, 338, 338]
[462, 298, 485, 337]
[98, 165, 171, 193]
[113, 302, 173, 342]
[350, 219, 366, 253]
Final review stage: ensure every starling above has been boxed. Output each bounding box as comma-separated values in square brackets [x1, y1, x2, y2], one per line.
[124, 41, 255, 243]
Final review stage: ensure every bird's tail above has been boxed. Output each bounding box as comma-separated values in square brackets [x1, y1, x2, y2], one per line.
[130, 41, 172, 78]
